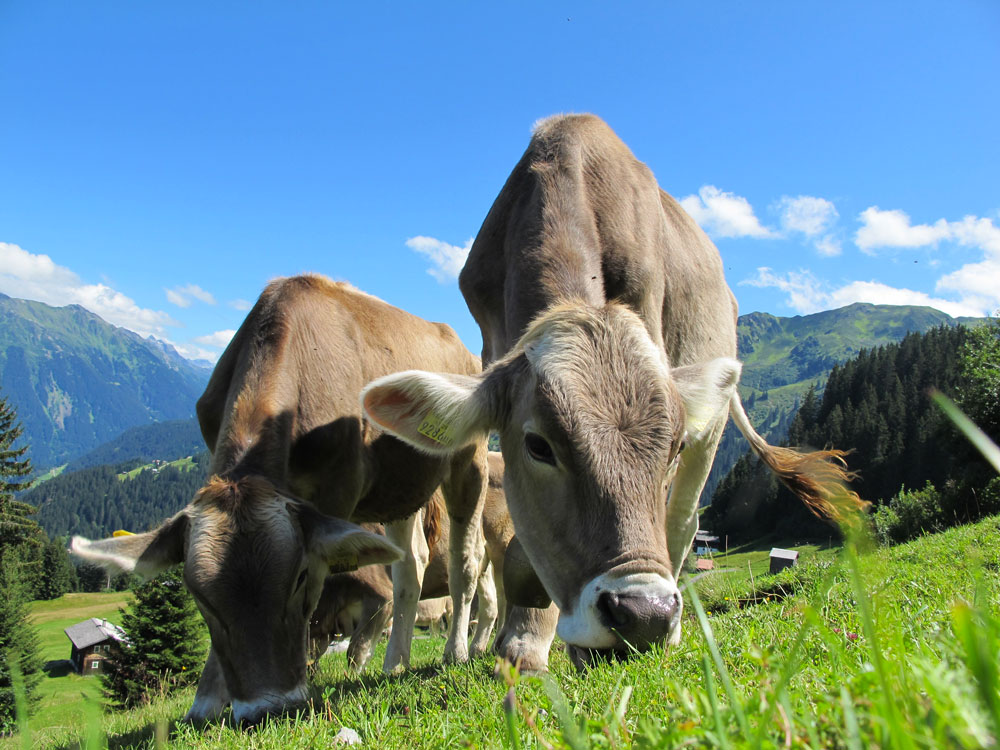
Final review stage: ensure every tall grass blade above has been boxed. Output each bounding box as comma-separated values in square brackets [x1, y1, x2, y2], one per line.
[930, 389, 1000, 473]
[700, 652, 731, 750]
[839, 685, 863, 750]
[685, 579, 750, 739]
[502, 687, 522, 750]
[952, 599, 1000, 739]
[542, 676, 588, 750]
[843, 541, 914, 750]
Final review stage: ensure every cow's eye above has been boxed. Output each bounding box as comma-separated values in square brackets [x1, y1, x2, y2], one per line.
[677, 439, 687, 455]
[525, 432, 556, 466]
[294, 569, 308, 592]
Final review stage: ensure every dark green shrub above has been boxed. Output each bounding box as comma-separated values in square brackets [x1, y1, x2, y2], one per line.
[872, 482, 945, 545]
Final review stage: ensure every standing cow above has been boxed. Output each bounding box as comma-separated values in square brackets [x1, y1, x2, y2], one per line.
[362, 115, 863, 670]
[72, 275, 488, 724]
[309, 482, 502, 670]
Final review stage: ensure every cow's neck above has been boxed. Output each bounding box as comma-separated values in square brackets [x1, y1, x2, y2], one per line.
[211, 406, 292, 489]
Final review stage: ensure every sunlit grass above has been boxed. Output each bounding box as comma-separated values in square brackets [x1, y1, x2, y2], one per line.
[7, 516, 999, 749]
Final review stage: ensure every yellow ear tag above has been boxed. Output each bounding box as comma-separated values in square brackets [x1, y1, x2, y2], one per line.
[417, 411, 456, 447]
[113, 529, 135, 537]
[329, 555, 359, 575]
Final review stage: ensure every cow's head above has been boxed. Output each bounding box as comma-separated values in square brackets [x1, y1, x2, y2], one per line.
[361, 303, 738, 656]
[71, 475, 401, 725]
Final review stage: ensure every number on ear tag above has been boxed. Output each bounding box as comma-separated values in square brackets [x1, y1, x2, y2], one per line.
[329, 555, 359, 575]
[417, 411, 456, 447]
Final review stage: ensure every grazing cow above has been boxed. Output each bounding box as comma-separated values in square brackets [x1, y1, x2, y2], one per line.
[362, 115, 863, 670]
[72, 275, 488, 724]
[309, 486, 502, 670]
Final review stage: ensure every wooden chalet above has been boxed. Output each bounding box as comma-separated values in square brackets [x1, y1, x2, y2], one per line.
[64, 618, 126, 675]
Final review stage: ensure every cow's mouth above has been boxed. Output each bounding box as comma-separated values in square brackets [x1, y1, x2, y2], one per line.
[565, 643, 636, 670]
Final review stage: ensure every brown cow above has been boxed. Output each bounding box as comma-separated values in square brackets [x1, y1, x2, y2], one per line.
[72, 274, 488, 724]
[362, 115, 862, 670]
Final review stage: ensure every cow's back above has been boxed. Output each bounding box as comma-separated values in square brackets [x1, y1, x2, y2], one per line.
[459, 114, 737, 367]
[197, 274, 480, 520]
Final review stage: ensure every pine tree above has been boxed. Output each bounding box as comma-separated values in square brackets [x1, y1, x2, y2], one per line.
[102, 567, 207, 709]
[0, 549, 42, 734]
[958, 316, 1000, 440]
[0, 393, 46, 600]
[0, 392, 39, 551]
[36, 538, 77, 601]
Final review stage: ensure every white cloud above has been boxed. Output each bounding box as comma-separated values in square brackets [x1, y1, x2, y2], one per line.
[0, 242, 178, 337]
[165, 283, 216, 308]
[813, 236, 842, 257]
[855, 207, 952, 252]
[936, 259, 1000, 315]
[229, 298, 252, 311]
[777, 195, 839, 237]
[193, 329, 237, 349]
[854, 207, 1000, 313]
[679, 185, 775, 239]
[776, 195, 842, 256]
[170, 341, 223, 362]
[406, 235, 473, 283]
[742, 267, 986, 319]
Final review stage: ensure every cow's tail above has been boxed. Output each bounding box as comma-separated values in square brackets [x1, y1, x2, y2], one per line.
[728, 394, 868, 522]
[423, 491, 446, 554]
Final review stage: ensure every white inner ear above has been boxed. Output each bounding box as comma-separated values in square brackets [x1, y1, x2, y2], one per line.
[361, 370, 487, 453]
[673, 357, 742, 440]
[71, 536, 140, 574]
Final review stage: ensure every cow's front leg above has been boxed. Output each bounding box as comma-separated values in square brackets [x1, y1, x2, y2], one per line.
[382, 513, 427, 673]
[441, 443, 488, 663]
[348, 593, 392, 672]
[184, 648, 230, 723]
[664, 417, 725, 644]
[494, 603, 558, 674]
[469, 561, 498, 657]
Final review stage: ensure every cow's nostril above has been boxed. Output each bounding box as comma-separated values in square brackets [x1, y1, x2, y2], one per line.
[597, 591, 631, 628]
[596, 590, 677, 650]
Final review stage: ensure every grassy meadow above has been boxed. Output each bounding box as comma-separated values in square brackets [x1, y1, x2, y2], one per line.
[22, 591, 132, 739]
[7, 517, 1000, 749]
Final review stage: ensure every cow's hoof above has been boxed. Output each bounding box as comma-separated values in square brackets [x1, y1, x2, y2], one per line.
[495, 641, 549, 674]
[442, 650, 469, 666]
[381, 658, 409, 675]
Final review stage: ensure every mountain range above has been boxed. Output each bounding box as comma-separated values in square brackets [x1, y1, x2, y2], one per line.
[0, 293, 211, 468]
[703, 302, 984, 501]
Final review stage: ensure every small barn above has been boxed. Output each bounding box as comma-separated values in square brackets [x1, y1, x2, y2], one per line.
[769, 548, 799, 574]
[64, 618, 126, 675]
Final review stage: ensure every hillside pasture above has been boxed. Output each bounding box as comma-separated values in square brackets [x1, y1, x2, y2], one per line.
[24, 591, 132, 739]
[8, 517, 1000, 749]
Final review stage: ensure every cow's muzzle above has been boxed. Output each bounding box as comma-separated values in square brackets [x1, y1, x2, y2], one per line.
[231, 685, 310, 727]
[596, 589, 680, 649]
[555, 571, 680, 654]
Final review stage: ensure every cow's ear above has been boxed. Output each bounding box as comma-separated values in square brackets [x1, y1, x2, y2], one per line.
[70, 512, 189, 580]
[671, 358, 741, 441]
[361, 371, 491, 454]
[302, 510, 403, 573]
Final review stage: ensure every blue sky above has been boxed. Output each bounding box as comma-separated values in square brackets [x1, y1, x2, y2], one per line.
[2, 1, 998, 361]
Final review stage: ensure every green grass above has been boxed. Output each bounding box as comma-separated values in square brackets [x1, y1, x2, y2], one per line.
[117, 456, 196, 481]
[31, 464, 67, 486]
[691, 539, 838, 613]
[21, 591, 133, 740]
[8, 518, 1000, 748]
